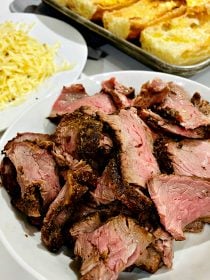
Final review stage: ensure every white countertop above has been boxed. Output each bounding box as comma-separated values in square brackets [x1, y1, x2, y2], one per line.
[0, 1, 210, 280]
[0, 3, 29, 280]
[0, 4, 37, 280]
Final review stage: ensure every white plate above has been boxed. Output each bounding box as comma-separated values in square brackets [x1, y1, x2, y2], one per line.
[0, 12, 88, 132]
[0, 70, 210, 280]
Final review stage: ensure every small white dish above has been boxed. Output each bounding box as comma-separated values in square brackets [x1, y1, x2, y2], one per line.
[0, 12, 88, 131]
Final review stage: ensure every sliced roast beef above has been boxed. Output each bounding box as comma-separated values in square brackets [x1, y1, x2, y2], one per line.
[73, 215, 153, 280]
[134, 79, 210, 131]
[148, 174, 210, 240]
[41, 162, 93, 252]
[0, 141, 60, 223]
[53, 108, 113, 172]
[140, 109, 207, 139]
[101, 77, 134, 108]
[3, 132, 51, 151]
[156, 82, 210, 130]
[154, 138, 210, 177]
[91, 157, 123, 205]
[4, 132, 79, 170]
[133, 78, 169, 109]
[135, 227, 173, 273]
[49, 83, 116, 121]
[91, 146, 155, 226]
[97, 108, 160, 188]
[152, 227, 173, 268]
[3, 76, 210, 277]
[48, 84, 87, 120]
[91, 155, 154, 222]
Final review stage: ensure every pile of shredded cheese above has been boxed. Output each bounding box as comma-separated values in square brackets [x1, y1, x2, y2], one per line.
[0, 21, 71, 110]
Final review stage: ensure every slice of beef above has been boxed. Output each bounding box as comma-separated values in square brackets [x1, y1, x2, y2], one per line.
[91, 157, 123, 205]
[97, 108, 160, 188]
[41, 162, 93, 252]
[74, 215, 153, 280]
[134, 79, 210, 130]
[155, 138, 210, 177]
[4, 132, 79, 170]
[91, 155, 154, 226]
[191, 92, 210, 116]
[148, 174, 210, 240]
[49, 83, 116, 122]
[53, 108, 113, 172]
[101, 77, 134, 108]
[48, 83, 88, 122]
[155, 82, 210, 130]
[133, 78, 169, 109]
[140, 109, 208, 139]
[91, 152, 156, 230]
[135, 227, 174, 273]
[3, 132, 51, 151]
[0, 141, 60, 223]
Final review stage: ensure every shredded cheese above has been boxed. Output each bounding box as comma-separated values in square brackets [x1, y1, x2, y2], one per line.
[0, 21, 71, 110]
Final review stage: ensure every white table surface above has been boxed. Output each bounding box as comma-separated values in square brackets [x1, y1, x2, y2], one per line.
[0, 1, 210, 280]
[0, 3, 37, 280]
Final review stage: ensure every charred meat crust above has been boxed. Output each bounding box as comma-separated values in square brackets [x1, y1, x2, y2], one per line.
[53, 108, 113, 172]
[153, 137, 174, 174]
[191, 92, 210, 116]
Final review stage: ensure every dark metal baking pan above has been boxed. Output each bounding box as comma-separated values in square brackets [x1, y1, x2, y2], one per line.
[43, 0, 210, 76]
